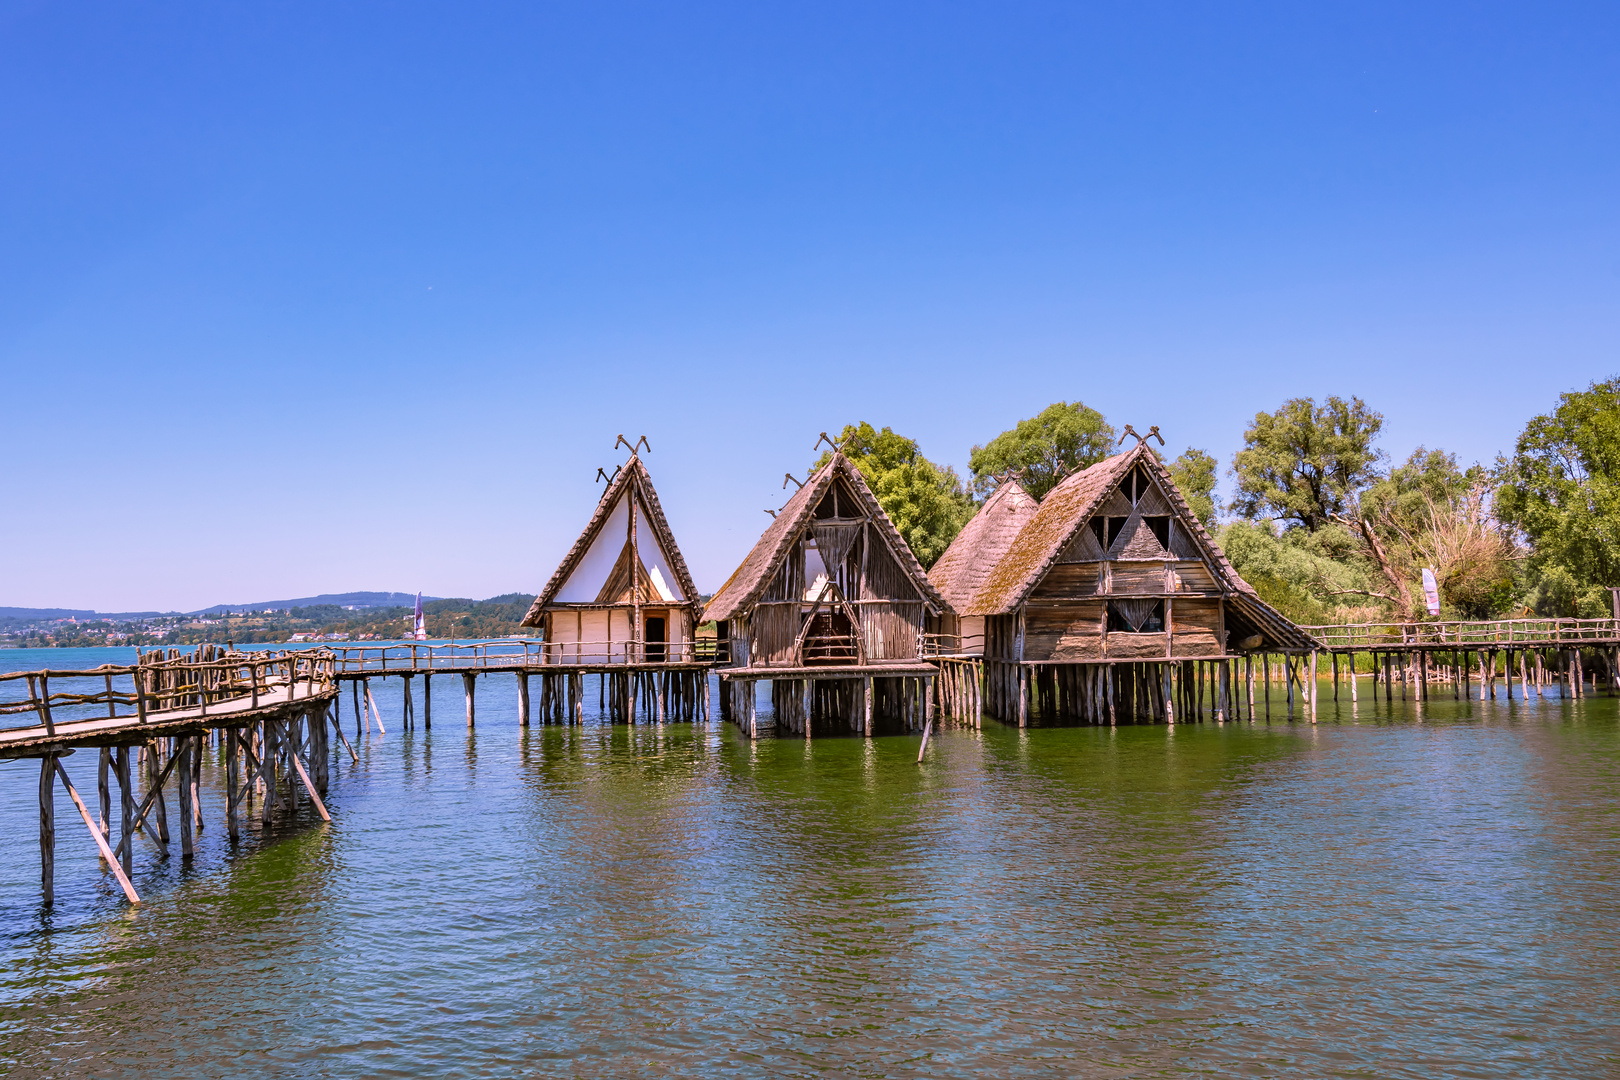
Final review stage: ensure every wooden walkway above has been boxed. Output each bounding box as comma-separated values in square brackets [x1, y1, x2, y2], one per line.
[3, 647, 342, 907]
[1301, 616, 1620, 652]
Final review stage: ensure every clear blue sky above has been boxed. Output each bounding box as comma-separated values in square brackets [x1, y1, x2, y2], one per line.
[3, 3, 1617, 611]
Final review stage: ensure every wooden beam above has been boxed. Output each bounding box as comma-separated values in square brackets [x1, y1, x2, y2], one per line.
[54, 759, 140, 903]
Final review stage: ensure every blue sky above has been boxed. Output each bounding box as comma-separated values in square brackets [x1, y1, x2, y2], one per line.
[3, 2, 1617, 611]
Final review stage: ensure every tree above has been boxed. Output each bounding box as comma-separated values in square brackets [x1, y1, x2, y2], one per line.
[813, 422, 974, 569]
[1167, 448, 1218, 530]
[1496, 377, 1620, 617]
[968, 402, 1115, 501]
[1230, 396, 1385, 532]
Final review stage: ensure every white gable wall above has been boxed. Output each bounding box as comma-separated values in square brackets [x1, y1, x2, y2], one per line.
[554, 494, 630, 603]
[636, 496, 686, 602]
[553, 490, 687, 604]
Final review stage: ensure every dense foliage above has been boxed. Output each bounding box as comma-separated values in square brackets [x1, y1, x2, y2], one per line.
[1230, 396, 1385, 532]
[967, 401, 1115, 501]
[1497, 378, 1620, 617]
[1168, 448, 1218, 531]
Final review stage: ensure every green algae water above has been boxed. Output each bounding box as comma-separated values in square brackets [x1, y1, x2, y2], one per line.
[3, 647, 1620, 1077]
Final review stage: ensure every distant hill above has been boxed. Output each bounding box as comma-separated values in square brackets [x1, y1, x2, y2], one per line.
[189, 592, 440, 614]
[1, 592, 441, 621]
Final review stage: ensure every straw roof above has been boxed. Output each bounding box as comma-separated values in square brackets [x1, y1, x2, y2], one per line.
[965, 443, 1316, 651]
[702, 451, 949, 624]
[520, 455, 699, 627]
[927, 478, 1038, 614]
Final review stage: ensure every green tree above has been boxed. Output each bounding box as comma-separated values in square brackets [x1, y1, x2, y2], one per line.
[1497, 377, 1620, 616]
[967, 402, 1115, 501]
[1230, 396, 1384, 532]
[1352, 448, 1517, 618]
[1167, 448, 1218, 530]
[815, 422, 974, 569]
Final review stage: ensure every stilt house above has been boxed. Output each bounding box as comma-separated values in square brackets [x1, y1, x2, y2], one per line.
[701, 450, 952, 737]
[938, 439, 1315, 725]
[521, 453, 700, 665]
[926, 476, 1039, 656]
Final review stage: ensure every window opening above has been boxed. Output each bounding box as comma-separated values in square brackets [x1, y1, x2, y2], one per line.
[1145, 516, 1170, 549]
[1091, 516, 1131, 550]
[1107, 599, 1164, 633]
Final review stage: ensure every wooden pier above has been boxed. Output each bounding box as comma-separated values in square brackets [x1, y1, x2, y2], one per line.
[1299, 616, 1620, 705]
[2, 646, 341, 906]
[325, 639, 723, 726]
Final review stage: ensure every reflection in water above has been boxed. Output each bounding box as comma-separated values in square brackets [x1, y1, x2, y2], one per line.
[1, 654, 1618, 1077]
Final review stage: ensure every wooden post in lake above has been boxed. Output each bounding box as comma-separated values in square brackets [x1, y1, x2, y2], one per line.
[177, 735, 194, 858]
[226, 728, 241, 839]
[116, 746, 134, 878]
[39, 754, 55, 905]
[517, 672, 530, 727]
[463, 673, 476, 728]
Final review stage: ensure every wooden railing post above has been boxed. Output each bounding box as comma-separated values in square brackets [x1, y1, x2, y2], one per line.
[28, 674, 55, 737]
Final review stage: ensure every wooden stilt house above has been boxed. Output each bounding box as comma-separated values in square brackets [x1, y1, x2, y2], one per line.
[943, 438, 1317, 726]
[519, 452, 709, 723]
[926, 476, 1040, 656]
[701, 451, 952, 738]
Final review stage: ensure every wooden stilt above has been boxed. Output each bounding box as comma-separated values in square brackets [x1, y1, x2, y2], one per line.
[463, 673, 476, 728]
[1309, 652, 1318, 721]
[116, 745, 134, 878]
[177, 734, 195, 857]
[259, 722, 276, 825]
[226, 728, 241, 839]
[40, 754, 55, 905]
[364, 681, 387, 734]
[97, 747, 111, 852]
[518, 672, 530, 727]
[149, 739, 170, 846]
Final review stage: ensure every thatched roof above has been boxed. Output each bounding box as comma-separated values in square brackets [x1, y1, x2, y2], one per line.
[965, 443, 1316, 651]
[520, 455, 699, 627]
[701, 451, 949, 624]
[927, 478, 1038, 615]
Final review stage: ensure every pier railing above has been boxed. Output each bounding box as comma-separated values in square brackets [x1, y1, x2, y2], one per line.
[1300, 617, 1620, 651]
[0, 648, 337, 737]
[328, 638, 729, 674]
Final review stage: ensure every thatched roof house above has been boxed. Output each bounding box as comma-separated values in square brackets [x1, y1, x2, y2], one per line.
[936, 439, 1314, 725]
[521, 453, 700, 664]
[926, 477, 1039, 653]
[702, 450, 951, 736]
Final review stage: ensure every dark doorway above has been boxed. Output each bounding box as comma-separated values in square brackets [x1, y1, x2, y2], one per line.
[645, 615, 666, 662]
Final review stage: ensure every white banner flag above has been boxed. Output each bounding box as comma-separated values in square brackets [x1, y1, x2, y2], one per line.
[1421, 568, 1441, 617]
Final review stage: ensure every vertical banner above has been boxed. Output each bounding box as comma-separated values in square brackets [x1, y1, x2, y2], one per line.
[1421, 568, 1441, 617]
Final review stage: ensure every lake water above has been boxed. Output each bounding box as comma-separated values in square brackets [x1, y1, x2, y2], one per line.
[2, 646, 1618, 1077]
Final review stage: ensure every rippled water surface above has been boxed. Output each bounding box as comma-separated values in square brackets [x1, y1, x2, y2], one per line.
[3, 647, 1619, 1077]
